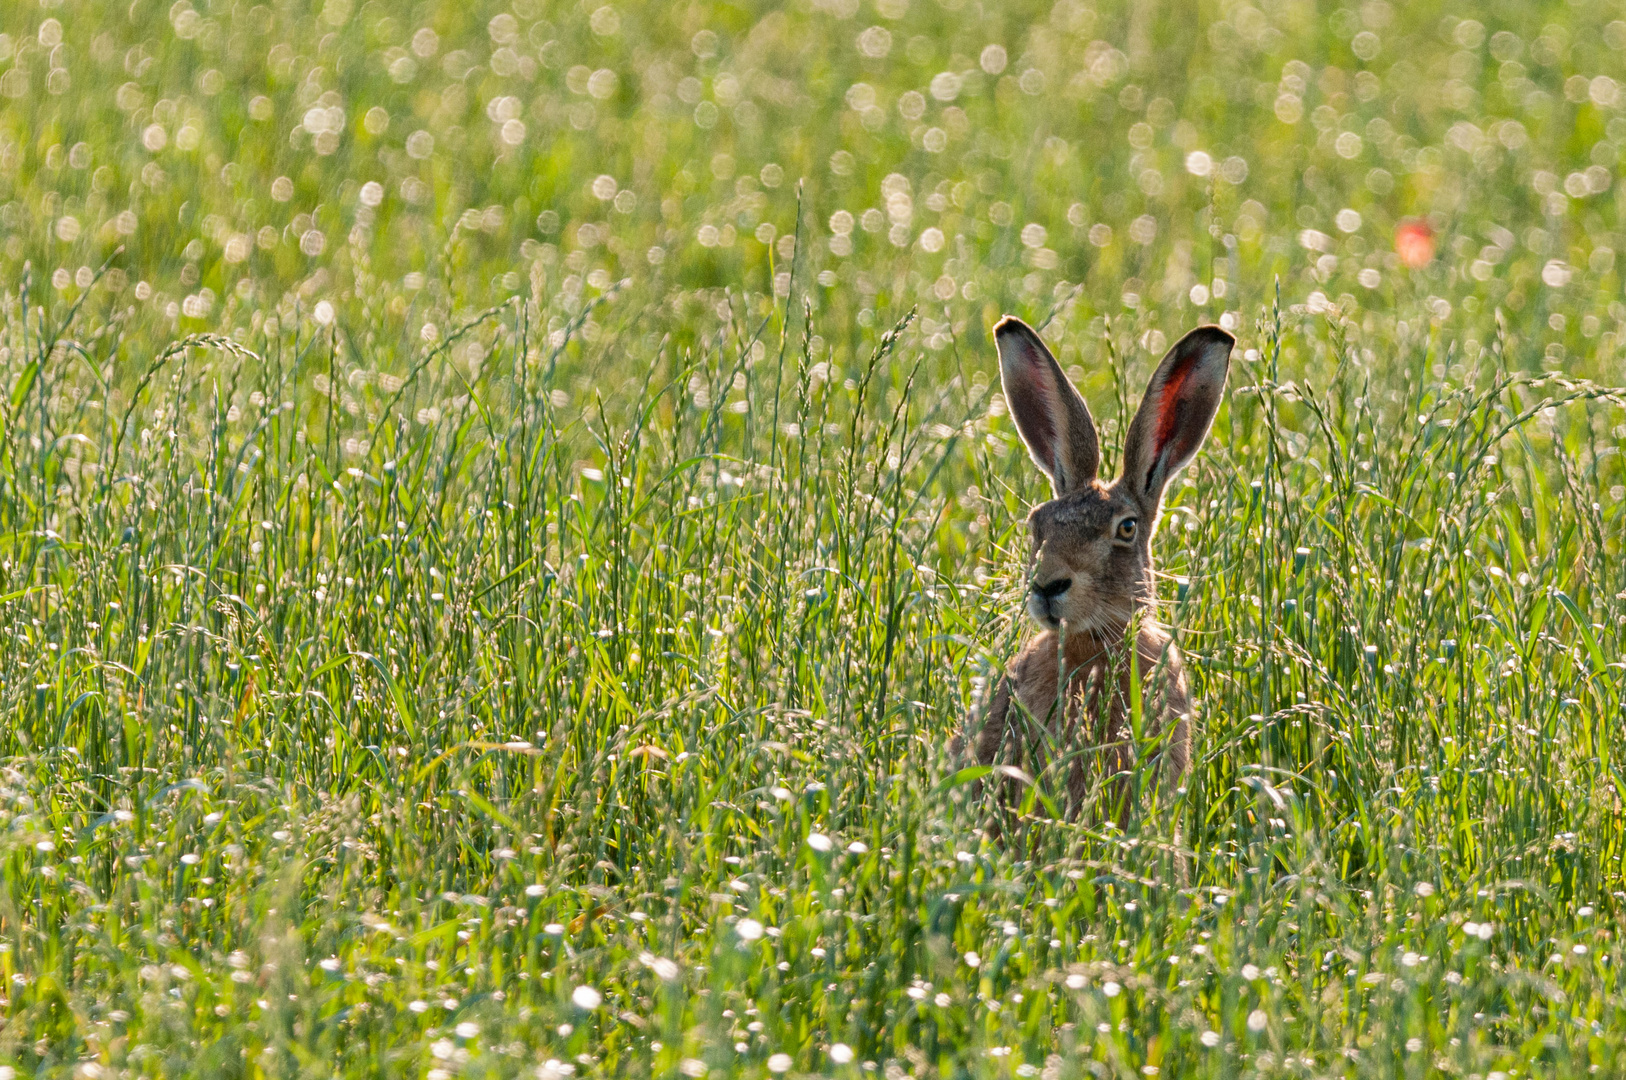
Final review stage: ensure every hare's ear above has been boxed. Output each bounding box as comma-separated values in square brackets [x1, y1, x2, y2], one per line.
[995, 316, 1099, 496]
[1121, 326, 1233, 509]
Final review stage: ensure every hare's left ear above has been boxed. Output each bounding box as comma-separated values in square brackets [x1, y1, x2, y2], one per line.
[995, 316, 1099, 496]
[1120, 326, 1233, 509]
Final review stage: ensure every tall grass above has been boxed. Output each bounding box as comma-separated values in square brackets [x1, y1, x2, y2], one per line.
[2, 0, 1626, 1077]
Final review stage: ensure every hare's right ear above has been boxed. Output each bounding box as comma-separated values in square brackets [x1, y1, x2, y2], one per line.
[1120, 325, 1233, 511]
[995, 316, 1099, 496]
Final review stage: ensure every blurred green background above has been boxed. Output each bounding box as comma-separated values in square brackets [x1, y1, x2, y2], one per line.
[5, 0, 1623, 374]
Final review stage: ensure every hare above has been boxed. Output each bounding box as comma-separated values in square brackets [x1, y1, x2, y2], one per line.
[972, 316, 1232, 822]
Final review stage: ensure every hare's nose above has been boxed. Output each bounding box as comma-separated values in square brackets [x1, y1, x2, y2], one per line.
[1032, 576, 1072, 600]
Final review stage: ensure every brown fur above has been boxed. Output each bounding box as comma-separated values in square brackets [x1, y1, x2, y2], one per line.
[973, 488, 1192, 820]
[968, 316, 1231, 823]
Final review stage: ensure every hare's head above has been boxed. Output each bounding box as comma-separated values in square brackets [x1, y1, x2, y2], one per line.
[995, 316, 1232, 635]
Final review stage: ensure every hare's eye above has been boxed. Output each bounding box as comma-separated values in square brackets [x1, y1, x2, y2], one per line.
[1115, 517, 1138, 541]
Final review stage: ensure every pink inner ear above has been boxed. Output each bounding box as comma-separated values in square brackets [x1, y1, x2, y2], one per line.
[1153, 361, 1195, 457]
[1006, 376, 1058, 455]
[1004, 349, 1062, 462]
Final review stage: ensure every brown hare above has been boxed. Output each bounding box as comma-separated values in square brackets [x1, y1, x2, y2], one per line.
[973, 315, 1233, 823]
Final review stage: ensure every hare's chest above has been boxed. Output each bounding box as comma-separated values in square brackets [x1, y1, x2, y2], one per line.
[1009, 632, 1183, 743]
[1009, 638, 1123, 741]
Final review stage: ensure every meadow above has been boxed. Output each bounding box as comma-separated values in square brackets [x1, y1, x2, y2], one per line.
[2, 0, 1626, 1075]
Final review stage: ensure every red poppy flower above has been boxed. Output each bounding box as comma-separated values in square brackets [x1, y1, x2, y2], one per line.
[1395, 219, 1435, 269]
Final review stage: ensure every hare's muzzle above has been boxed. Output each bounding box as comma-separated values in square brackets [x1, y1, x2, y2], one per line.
[1032, 576, 1072, 601]
[1029, 576, 1072, 626]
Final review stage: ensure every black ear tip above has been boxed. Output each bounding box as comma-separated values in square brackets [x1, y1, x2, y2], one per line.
[994, 314, 1038, 342]
[1184, 324, 1236, 350]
